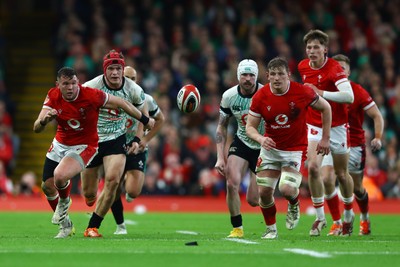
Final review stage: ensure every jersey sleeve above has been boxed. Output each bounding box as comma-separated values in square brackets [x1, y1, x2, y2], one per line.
[129, 82, 146, 110]
[330, 60, 348, 84]
[146, 94, 160, 117]
[42, 88, 56, 110]
[303, 84, 320, 106]
[357, 83, 375, 111]
[248, 91, 262, 118]
[90, 87, 108, 108]
[219, 91, 232, 116]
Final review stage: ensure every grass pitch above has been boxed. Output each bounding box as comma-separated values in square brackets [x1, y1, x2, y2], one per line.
[0, 212, 399, 267]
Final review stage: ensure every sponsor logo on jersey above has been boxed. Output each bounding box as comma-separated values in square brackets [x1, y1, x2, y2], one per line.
[229, 146, 237, 153]
[232, 105, 241, 111]
[275, 114, 288, 125]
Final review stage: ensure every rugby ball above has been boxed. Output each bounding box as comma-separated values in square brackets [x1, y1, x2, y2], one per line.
[177, 84, 201, 113]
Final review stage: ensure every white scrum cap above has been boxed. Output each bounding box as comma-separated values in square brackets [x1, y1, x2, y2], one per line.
[237, 59, 258, 81]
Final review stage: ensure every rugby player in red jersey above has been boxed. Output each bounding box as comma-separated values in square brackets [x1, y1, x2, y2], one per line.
[34, 67, 153, 238]
[246, 57, 331, 239]
[298, 29, 355, 236]
[321, 54, 384, 236]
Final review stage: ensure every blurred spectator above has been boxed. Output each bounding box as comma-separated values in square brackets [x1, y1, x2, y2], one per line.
[160, 153, 189, 195]
[142, 161, 166, 195]
[63, 41, 96, 78]
[0, 161, 13, 196]
[381, 160, 400, 198]
[198, 168, 224, 196]
[364, 155, 387, 189]
[41, 0, 400, 197]
[185, 134, 218, 195]
[0, 100, 14, 174]
[15, 171, 41, 196]
[309, 2, 334, 30]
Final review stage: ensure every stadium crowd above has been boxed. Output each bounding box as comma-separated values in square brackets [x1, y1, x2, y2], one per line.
[1, 0, 400, 199]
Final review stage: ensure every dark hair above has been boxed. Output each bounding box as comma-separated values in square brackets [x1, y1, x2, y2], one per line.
[267, 57, 289, 73]
[332, 54, 350, 65]
[303, 29, 329, 46]
[57, 67, 77, 79]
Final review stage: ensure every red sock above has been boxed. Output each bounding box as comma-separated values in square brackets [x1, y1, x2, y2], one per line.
[326, 194, 341, 221]
[56, 180, 71, 199]
[356, 192, 369, 214]
[343, 202, 353, 211]
[313, 202, 324, 209]
[288, 195, 299, 205]
[47, 195, 59, 211]
[260, 204, 276, 226]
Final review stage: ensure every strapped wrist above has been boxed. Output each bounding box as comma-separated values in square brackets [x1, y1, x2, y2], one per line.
[133, 136, 141, 143]
[139, 113, 150, 125]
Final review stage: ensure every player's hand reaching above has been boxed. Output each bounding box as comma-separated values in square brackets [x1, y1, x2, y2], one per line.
[304, 83, 323, 96]
[42, 109, 58, 124]
[137, 140, 146, 152]
[126, 142, 140, 155]
[144, 117, 155, 130]
[316, 138, 330, 156]
[370, 138, 382, 152]
[260, 136, 276, 150]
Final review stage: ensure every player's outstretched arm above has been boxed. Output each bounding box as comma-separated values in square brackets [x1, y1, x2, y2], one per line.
[305, 81, 354, 104]
[141, 109, 165, 147]
[105, 94, 155, 129]
[324, 80, 354, 104]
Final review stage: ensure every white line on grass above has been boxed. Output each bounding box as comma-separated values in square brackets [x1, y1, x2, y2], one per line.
[176, 230, 199, 235]
[224, 238, 259, 244]
[1, 249, 399, 256]
[125, 219, 137, 225]
[332, 251, 400, 255]
[284, 248, 332, 258]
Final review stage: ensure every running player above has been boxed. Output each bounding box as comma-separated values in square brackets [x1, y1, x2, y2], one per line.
[321, 54, 384, 236]
[111, 66, 165, 235]
[246, 57, 331, 239]
[298, 29, 355, 236]
[215, 59, 263, 238]
[80, 50, 155, 237]
[34, 67, 152, 238]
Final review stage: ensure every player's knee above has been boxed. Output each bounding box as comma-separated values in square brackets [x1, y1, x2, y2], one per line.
[41, 180, 57, 196]
[308, 162, 320, 177]
[104, 175, 121, 189]
[246, 196, 259, 207]
[278, 171, 301, 197]
[126, 188, 141, 199]
[83, 191, 96, 199]
[354, 188, 365, 198]
[335, 172, 347, 184]
[226, 178, 240, 192]
[247, 200, 259, 207]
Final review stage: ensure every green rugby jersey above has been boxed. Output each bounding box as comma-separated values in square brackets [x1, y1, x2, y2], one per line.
[220, 83, 265, 150]
[83, 75, 145, 142]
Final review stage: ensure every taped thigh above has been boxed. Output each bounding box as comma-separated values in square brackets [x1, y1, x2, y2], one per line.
[256, 176, 278, 189]
[278, 171, 302, 190]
